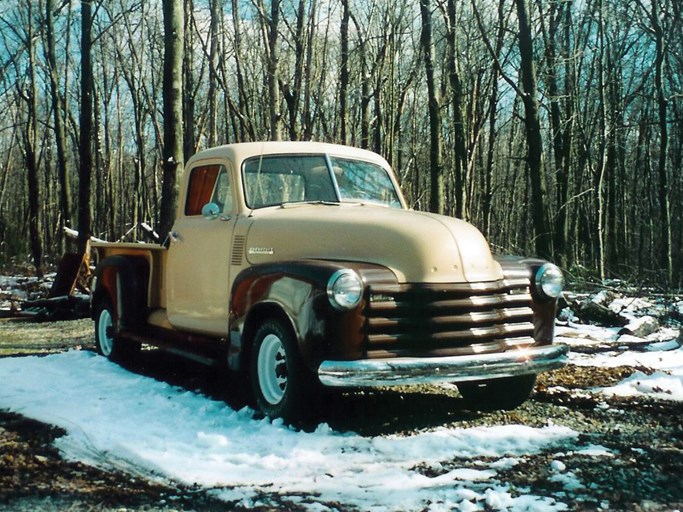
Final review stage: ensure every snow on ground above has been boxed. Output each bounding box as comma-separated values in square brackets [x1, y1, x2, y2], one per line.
[0, 351, 576, 511]
[0, 274, 54, 309]
[556, 291, 683, 402]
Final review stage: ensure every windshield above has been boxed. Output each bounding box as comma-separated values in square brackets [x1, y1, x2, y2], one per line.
[242, 154, 402, 209]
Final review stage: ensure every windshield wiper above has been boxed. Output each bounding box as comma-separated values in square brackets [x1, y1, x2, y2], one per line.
[279, 200, 341, 208]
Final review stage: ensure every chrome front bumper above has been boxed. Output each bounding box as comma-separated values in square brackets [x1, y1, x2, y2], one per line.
[317, 343, 569, 388]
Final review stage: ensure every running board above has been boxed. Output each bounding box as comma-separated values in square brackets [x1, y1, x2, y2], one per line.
[118, 329, 226, 367]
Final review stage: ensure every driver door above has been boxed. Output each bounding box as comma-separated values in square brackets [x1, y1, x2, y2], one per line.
[166, 161, 236, 335]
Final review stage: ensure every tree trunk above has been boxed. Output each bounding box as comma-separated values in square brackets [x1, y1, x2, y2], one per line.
[267, 0, 282, 141]
[339, 0, 350, 144]
[482, 0, 507, 237]
[515, 0, 551, 259]
[45, 0, 72, 253]
[183, 0, 195, 159]
[651, 0, 672, 282]
[281, 0, 307, 141]
[231, 0, 253, 141]
[208, 0, 221, 147]
[419, 0, 445, 215]
[538, 0, 570, 267]
[24, 2, 43, 275]
[595, 0, 609, 280]
[445, 0, 468, 219]
[77, 0, 93, 255]
[301, 0, 317, 141]
[555, 2, 575, 269]
[160, 0, 185, 238]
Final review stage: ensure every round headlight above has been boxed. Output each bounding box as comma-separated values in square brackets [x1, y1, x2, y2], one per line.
[534, 263, 564, 300]
[327, 269, 363, 310]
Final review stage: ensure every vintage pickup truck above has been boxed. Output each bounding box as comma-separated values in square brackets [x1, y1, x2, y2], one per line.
[91, 141, 568, 421]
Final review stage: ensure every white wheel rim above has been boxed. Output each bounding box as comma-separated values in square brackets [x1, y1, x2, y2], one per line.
[98, 309, 114, 357]
[257, 333, 288, 405]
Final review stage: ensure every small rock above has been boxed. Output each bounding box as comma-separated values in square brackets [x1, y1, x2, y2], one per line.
[592, 290, 616, 306]
[619, 316, 659, 337]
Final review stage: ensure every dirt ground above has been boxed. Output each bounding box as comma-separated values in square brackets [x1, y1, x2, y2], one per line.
[1, 316, 682, 511]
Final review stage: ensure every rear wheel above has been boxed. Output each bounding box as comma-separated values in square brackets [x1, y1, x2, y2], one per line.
[457, 374, 536, 412]
[94, 299, 140, 362]
[250, 318, 317, 422]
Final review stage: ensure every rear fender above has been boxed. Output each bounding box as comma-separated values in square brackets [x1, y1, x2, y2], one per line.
[91, 255, 149, 332]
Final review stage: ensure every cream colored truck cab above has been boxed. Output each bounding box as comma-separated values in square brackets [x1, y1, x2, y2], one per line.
[91, 142, 568, 421]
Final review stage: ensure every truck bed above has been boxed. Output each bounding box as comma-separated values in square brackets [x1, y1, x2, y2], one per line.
[92, 242, 168, 310]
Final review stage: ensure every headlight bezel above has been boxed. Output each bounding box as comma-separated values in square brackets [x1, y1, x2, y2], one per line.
[327, 269, 364, 310]
[534, 263, 564, 301]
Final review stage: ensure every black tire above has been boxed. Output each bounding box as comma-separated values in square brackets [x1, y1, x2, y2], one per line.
[457, 374, 537, 412]
[94, 299, 140, 362]
[250, 318, 317, 422]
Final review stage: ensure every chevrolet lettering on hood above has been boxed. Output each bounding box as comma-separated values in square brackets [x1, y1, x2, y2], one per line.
[90, 141, 568, 423]
[248, 247, 274, 256]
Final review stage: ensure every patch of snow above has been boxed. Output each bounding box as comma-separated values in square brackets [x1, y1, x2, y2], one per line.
[489, 457, 520, 470]
[591, 290, 611, 305]
[646, 339, 681, 352]
[571, 445, 614, 457]
[559, 316, 682, 401]
[646, 327, 680, 343]
[615, 334, 648, 344]
[6, 289, 28, 300]
[619, 316, 658, 337]
[449, 468, 497, 481]
[558, 307, 577, 323]
[596, 371, 683, 402]
[676, 301, 683, 316]
[569, 344, 683, 372]
[550, 460, 566, 472]
[607, 297, 653, 315]
[549, 472, 585, 492]
[0, 351, 579, 511]
[555, 324, 621, 346]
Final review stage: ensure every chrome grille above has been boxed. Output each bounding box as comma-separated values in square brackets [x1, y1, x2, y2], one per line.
[363, 276, 535, 358]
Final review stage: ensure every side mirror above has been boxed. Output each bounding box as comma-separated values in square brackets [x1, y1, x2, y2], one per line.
[201, 202, 220, 219]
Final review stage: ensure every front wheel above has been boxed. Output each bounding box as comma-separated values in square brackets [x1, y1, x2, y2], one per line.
[457, 374, 537, 412]
[250, 318, 317, 422]
[94, 299, 140, 362]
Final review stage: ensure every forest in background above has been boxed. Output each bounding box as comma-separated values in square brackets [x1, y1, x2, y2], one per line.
[0, 0, 681, 286]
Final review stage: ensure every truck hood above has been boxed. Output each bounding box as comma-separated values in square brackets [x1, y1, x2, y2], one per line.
[244, 204, 503, 283]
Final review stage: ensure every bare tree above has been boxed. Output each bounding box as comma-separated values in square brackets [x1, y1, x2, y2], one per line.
[339, 0, 350, 145]
[637, 0, 673, 282]
[0, 0, 681, 282]
[443, 0, 469, 219]
[18, 2, 44, 273]
[208, 0, 221, 147]
[256, 0, 282, 141]
[76, 0, 93, 255]
[419, 0, 445, 215]
[515, 0, 551, 259]
[183, 0, 196, 160]
[44, 0, 72, 253]
[159, 0, 185, 237]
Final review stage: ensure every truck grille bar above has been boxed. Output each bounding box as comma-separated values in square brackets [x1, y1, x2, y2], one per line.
[363, 277, 535, 358]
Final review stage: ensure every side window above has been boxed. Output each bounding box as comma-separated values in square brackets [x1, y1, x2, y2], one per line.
[211, 167, 233, 213]
[184, 164, 231, 216]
